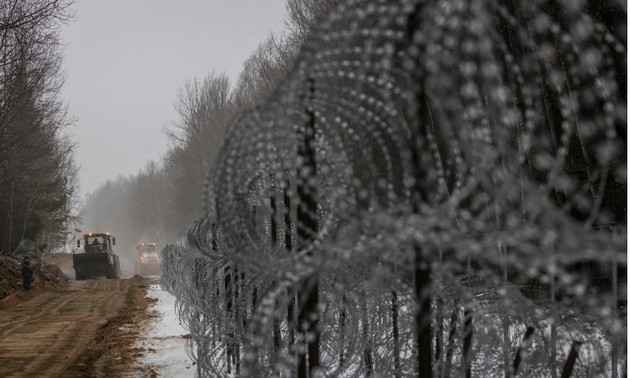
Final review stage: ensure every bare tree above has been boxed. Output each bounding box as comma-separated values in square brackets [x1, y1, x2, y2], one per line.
[0, 0, 75, 254]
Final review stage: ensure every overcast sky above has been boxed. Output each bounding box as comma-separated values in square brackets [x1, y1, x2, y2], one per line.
[61, 0, 287, 198]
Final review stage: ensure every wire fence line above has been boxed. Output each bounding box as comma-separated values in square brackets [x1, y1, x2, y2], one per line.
[161, 0, 626, 376]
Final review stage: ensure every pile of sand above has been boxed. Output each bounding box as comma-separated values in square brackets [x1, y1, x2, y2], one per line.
[42, 253, 75, 278]
[0, 253, 69, 301]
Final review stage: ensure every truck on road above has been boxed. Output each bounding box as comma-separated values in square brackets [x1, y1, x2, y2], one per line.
[134, 242, 161, 276]
[73, 232, 121, 280]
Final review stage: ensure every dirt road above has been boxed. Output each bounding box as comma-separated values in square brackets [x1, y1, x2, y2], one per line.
[0, 277, 154, 377]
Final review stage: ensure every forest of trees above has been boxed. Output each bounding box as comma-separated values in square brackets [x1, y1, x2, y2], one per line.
[0, 0, 77, 255]
[82, 0, 338, 266]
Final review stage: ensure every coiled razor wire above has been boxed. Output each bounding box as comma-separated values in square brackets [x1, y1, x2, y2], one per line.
[162, 0, 627, 376]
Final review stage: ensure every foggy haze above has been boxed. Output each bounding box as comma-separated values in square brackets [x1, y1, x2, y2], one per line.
[0, 0, 624, 376]
[61, 0, 286, 197]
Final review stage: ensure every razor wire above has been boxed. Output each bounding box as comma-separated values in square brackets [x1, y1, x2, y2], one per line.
[162, 0, 627, 376]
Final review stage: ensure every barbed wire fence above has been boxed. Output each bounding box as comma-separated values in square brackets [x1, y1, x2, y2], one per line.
[161, 0, 627, 376]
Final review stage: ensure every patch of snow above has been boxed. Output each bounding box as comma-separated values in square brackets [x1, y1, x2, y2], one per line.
[137, 284, 195, 377]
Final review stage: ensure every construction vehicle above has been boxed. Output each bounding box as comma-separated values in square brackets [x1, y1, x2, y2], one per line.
[73, 232, 121, 280]
[134, 242, 161, 276]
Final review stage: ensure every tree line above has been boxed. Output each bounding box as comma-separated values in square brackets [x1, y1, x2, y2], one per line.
[81, 0, 339, 265]
[0, 0, 77, 255]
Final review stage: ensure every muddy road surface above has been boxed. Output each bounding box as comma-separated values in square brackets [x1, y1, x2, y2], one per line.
[0, 277, 154, 377]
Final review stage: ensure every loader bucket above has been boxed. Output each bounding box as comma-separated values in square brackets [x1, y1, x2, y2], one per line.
[73, 252, 114, 280]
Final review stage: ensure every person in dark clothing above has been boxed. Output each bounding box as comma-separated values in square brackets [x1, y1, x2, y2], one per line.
[22, 256, 33, 291]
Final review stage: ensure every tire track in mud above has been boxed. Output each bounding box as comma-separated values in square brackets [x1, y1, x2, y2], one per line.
[0, 277, 147, 377]
[0, 291, 84, 333]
